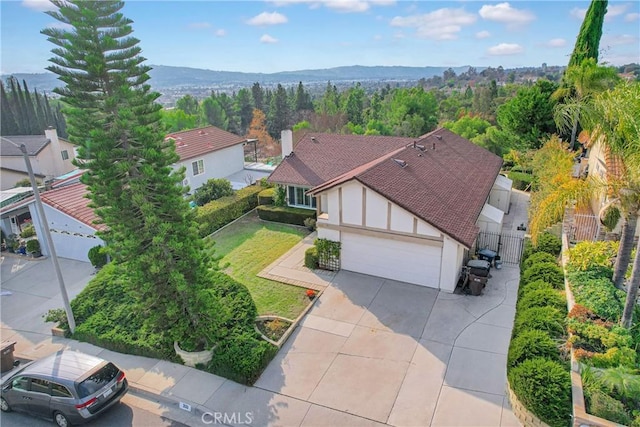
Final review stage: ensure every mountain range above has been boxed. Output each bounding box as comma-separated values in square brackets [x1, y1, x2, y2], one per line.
[2, 64, 476, 93]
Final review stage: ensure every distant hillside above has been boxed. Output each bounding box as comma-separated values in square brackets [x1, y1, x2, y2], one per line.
[2, 64, 474, 93]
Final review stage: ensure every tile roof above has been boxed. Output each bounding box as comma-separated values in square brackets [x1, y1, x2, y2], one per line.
[269, 133, 415, 186]
[39, 183, 105, 231]
[166, 126, 246, 161]
[308, 129, 503, 247]
[1, 135, 50, 156]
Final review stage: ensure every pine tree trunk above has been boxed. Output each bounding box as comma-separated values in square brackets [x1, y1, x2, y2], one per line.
[613, 213, 637, 290]
[620, 235, 640, 328]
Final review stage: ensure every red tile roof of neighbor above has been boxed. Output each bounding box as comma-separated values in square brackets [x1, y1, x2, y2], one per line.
[39, 183, 106, 231]
[166, 126, 246, 161]
[279, 128, 503, 247]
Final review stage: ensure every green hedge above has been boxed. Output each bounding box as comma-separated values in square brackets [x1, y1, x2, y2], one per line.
[258, 188, 275, 205]
[507, 329, 561, 368]
[257, 205, 316, 226]
[305, 247, 318, 269]
[566, 270, 625, 322]
[508, 171, 533, 191]
[508, 358, 572, 427]
[522, 251, 557, 272]
[513, 306, 566, 338]
[196, 185, 262, 237]
[518, 279, 554, 298]
[517, 287, 567, 312]
[521, 262, 565, 288]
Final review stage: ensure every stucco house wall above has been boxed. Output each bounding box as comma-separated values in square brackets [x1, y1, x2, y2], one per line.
[175, 144, 244, 192]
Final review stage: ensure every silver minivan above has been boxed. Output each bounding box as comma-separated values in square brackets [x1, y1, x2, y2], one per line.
[1, 350, 128, 426]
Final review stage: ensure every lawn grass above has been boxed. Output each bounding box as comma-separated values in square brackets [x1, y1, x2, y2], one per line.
[210, 211, 311, 319]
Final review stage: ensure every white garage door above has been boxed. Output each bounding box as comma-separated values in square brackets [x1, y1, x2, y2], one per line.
[341, 233, 441, 288]
[50, 232, 98, 263]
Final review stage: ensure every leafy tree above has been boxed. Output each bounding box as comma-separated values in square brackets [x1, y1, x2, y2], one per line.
[496, 80, 558, 149]
[316, 81, 340, 116]
[383, 87, 438, 137]
[42, 0, 252, 349]
[553, 58, 619, 148]
[175, 94, 199, 115]
[251, 82, 264, 112]
[342, 82, 366, 126]
[161, 108, 199, 132]
[267, 84, 290, 138]
[235, 88, 254, 135]
[472, 126, 513, 156]
[443, 115, 491, 140]
[247, 109, 276, 158]
[568, 0, 608, 67]
[201, 96, 229, 129]
[192, 178, 234, 206]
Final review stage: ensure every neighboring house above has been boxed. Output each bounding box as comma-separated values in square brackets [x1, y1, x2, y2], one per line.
[168, 126, 273, 191]
[0, 182, 105, 262]
[580, 133, 640, 237]
[1, 128, 76, 190]
[269, 128, 512, 292]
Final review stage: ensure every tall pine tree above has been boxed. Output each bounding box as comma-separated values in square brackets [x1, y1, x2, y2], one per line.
[42, 0, 253, 350]
[568, 0, 608, 67]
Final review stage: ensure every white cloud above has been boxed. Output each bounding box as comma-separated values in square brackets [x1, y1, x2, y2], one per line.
[479, 3, 535, 27]
[390, 8, 477, 40]
[187, 22, 212, 30]
[570, 7, 587, 20]
[476, 30, 490, 39]
[247, 12, 288, 26]
[21, 0, 56, 12]
[625, 12, 640, 22]
[487, 43, 524, 56]
[260, 34, 279, 44]
[605, 3, 629, 21]
[546, 38, 566, 48]
[268, 0, 395, 12]
[215, 29, 227, 37]
[601, 34, 638, 46]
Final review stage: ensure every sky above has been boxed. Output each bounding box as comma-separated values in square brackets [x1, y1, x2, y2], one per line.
[1, 0, 639, 75]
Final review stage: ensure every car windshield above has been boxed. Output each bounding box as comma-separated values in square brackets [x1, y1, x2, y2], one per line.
[76, 363, 119, 398]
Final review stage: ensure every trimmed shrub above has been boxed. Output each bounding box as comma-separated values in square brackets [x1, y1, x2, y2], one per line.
[305, 247, 318, 269]
[192, 178, 234, 206]
[20, 224, 36, 238]
[207, 332, 278, 385]
[507, 329, 561, 368]
[88, 245, 108, 269]
[567, 270, 625, 322]
[518, 279, 554, 298]
[513, 306, 565, 338]
[516, 287, 566, 312]
[521, 262, 565, 288]
[508, 358, 572, 427]
[196, 185, 262, 237]
[26, 239, 40, 254]
[258, 188, 275, 205]
[535, 232, 562, 257]
[567, 241, 618, 273]
[522, 251, 557, 272]
[257, 205, 316, 226]
[508, 171, 533, 191]
[587, 390, 632, 425]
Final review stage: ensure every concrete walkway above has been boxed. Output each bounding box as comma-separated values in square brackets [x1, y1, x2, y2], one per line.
[1, 191, 530, 427]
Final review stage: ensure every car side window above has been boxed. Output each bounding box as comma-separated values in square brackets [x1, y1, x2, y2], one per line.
[30, 378, 51, 395]
[12, 376, 29, 391]
[51, 382, 73, 398]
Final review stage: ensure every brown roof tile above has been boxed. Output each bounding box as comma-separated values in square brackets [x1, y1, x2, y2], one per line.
[309, 129, 503, 247]
[166, 126, 246, 161]
[39, 183, 105, 231]
[268, 133, 416, 187]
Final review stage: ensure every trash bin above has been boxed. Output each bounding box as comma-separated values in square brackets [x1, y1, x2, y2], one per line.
[1, 341, 16, 373]
[468, 274, 487, 296]
[494, 256, 503, 270]
[477, 248, 498, 265]
[467, 259, 491, 277]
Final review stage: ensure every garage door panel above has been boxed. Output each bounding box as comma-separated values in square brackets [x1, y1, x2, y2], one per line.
[341, 233, 441, 288]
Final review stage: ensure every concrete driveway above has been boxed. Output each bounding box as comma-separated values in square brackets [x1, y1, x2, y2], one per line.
[256, 268, 521, 427]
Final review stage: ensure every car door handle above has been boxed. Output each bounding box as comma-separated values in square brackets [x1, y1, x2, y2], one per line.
[22, 396, 32, 400]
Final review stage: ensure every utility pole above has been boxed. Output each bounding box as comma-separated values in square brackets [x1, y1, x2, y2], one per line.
[19, 143, 76, 333]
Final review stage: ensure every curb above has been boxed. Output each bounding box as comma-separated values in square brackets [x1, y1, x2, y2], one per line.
[128, 383, 208, 425]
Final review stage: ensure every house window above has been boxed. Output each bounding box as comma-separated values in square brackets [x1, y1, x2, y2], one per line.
[287, 185, 316, 209]
[61, 150, 69, 160]
[191, 159, 204, 176]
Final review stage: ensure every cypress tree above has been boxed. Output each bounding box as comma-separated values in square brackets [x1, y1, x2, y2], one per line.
[568, 0, 607, 67]
[22, 80, 41, 134]
[42, 0, 249, 349]
[9, 77, 28, 133]
[0, 82, 19, 135]
[33, 89, 47, 132]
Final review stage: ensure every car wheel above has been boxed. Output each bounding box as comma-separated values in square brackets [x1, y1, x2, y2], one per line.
[54, 411, 71, 427]
[0, 397, 11, 412]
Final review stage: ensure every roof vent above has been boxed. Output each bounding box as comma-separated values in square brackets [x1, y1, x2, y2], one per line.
[199, 130, 206, 135]
[435, 135, 442, 140]
[416, 144, 426, 151]
[393, 158, 408, 168]
[311, 136, 318, 143]
[432, 142, 436, 150]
